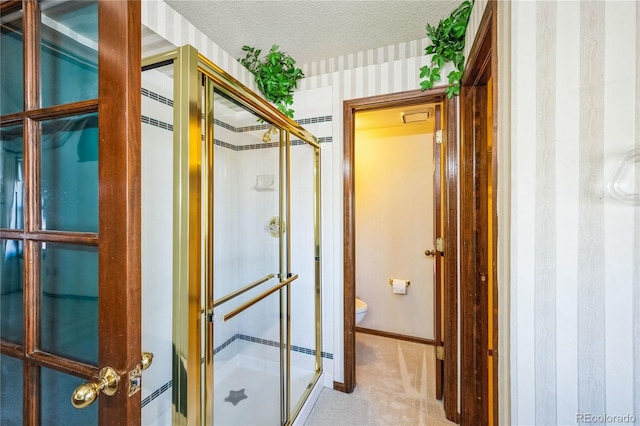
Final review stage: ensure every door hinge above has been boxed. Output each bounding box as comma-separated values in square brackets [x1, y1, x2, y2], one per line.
[436, 130, 443, 144]
[436, 345, 445, 361]
[436, 237, 444, 253]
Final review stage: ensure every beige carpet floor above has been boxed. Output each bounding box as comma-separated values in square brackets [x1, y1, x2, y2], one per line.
[304, 333, 456, 426]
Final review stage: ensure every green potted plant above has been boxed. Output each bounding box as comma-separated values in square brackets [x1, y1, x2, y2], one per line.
[419, 0, 475, 98]
[239, 44, 304, 119]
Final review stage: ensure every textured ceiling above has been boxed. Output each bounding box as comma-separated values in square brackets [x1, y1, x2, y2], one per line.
[163, 0, 460, 67]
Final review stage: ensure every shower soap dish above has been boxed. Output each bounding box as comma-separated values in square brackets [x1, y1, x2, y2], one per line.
[255, 174, 275, 191]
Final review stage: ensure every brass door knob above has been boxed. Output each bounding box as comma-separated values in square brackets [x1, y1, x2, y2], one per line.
[71, 367, 119, 409]
[424, 249, 437, 257]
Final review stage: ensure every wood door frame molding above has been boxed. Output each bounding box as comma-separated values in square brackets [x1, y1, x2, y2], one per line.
[342, 88, 459, 422]
[459, 1, 499, 424]
[433, 103, 444, 401]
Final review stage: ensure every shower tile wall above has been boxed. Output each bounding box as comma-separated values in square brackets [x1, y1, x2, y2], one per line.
[212, 101, 331, 369]
[221, 141, 280, 364]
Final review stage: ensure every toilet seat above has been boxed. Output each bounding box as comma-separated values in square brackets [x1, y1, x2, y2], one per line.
[355, 298, 368, 313]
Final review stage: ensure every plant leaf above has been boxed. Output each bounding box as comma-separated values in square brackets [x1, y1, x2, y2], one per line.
[238, 44, 304, 118]
[419, 0, 474, 97]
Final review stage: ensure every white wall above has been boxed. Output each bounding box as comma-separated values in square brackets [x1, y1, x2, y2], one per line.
[505, 1, 640, 424]
[355, 127, 434, 340]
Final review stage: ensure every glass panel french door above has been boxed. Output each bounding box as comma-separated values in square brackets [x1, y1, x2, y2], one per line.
[0, 1, 141, 424]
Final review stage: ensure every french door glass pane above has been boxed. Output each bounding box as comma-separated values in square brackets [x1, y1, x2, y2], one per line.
[0, 355, 23, 425]
[41, 366, 97, 425]
[40, 1, 98, 107]
[0, 7, 23, 115]
[0, 238, 23, 344]
[40, 242, 98, 365]
[0, 124, 24, 230]
[41, 113, 98, 233]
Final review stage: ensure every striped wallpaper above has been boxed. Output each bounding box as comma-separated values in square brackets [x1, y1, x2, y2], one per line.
[300, 38, 431, 78]
[464, 0, 488, 62]
[510, 1, 640, 424]
[142, 1, 256, 92]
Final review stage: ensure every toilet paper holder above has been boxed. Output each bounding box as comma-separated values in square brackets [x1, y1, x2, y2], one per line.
[388, 279, 410, 286]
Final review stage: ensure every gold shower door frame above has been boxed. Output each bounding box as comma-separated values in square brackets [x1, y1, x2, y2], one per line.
[142, 45, 322, 425]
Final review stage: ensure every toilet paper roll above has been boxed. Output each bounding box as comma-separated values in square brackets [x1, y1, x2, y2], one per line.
[392, 279, 408, 295]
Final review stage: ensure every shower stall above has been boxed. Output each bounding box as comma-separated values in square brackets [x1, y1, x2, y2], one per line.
[141, 45, 322, 425]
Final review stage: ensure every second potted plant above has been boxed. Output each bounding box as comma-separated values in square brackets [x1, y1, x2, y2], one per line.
[239, 44, 304, 119]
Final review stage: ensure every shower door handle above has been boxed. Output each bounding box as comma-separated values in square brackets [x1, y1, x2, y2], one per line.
[215, 274, 299, 322]
[212, 273, 277, 308]
[424, 249, 437, 257]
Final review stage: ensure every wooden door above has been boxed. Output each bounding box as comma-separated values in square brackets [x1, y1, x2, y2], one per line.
[0, 0, 141, 423]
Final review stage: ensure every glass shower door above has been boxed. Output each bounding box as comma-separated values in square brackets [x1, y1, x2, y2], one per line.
[210, 87, 283, 425]
[141, 62, 176, 425]
[212, 287, 283, 425]
[288, 141, 321, 417]
[190, 54, 321, 425]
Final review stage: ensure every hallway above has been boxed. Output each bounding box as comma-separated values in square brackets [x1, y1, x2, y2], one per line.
[305, 333, 454, 426]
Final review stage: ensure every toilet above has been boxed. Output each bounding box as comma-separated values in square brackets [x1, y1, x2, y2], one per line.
[355, 298, 368, 325]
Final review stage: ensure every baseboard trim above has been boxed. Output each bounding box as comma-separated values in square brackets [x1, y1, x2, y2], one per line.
[448, 411, 460, 424]
[355, 327, 436, 346]
[333, 381, 347, 393]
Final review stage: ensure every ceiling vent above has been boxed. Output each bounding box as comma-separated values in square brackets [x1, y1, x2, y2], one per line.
[401, 110, 432, 124]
